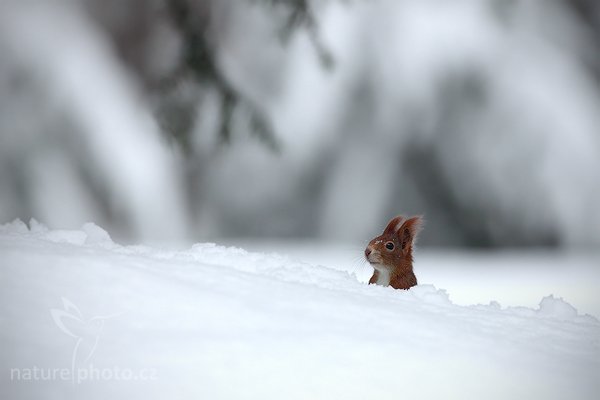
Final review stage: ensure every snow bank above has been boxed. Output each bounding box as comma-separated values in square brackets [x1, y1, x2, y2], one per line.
[1, 218, 113, 246]
[1, 220, 598, 400]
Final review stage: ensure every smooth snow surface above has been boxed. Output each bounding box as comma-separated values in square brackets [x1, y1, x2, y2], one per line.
[1, 220, 599, 400]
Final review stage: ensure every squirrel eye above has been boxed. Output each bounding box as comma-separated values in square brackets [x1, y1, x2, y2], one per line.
[385, 241, 394, 250]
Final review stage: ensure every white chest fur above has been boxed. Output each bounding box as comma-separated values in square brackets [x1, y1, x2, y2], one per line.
[375, 269, 391, 286]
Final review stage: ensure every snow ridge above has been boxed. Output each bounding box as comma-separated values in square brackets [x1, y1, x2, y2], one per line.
[1, 219, 599, 400]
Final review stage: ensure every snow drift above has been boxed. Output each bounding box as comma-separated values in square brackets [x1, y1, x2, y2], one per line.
[1, 220, 598, 399]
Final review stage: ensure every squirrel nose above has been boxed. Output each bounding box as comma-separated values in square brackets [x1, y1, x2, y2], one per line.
[365, 248, 372, 258]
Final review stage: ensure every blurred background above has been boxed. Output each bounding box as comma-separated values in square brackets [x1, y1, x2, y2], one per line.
[1, 0, 599, 248]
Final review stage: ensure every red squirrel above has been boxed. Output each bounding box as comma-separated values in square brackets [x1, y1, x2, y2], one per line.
[365, 215, 423, 290]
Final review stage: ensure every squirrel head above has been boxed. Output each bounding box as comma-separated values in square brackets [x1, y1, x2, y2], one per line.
[365, 215, 423, 274]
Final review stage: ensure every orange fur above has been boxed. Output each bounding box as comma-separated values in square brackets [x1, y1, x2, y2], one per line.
[365, 215, 423, 290]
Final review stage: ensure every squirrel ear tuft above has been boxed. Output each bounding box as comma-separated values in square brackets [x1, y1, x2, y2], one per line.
[383, 215, 405, 235]
[399, 216, 423, 252]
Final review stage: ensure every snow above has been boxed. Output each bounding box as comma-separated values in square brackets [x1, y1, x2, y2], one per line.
[232, 239, 600, 318]
[1, 220, 599, 399]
